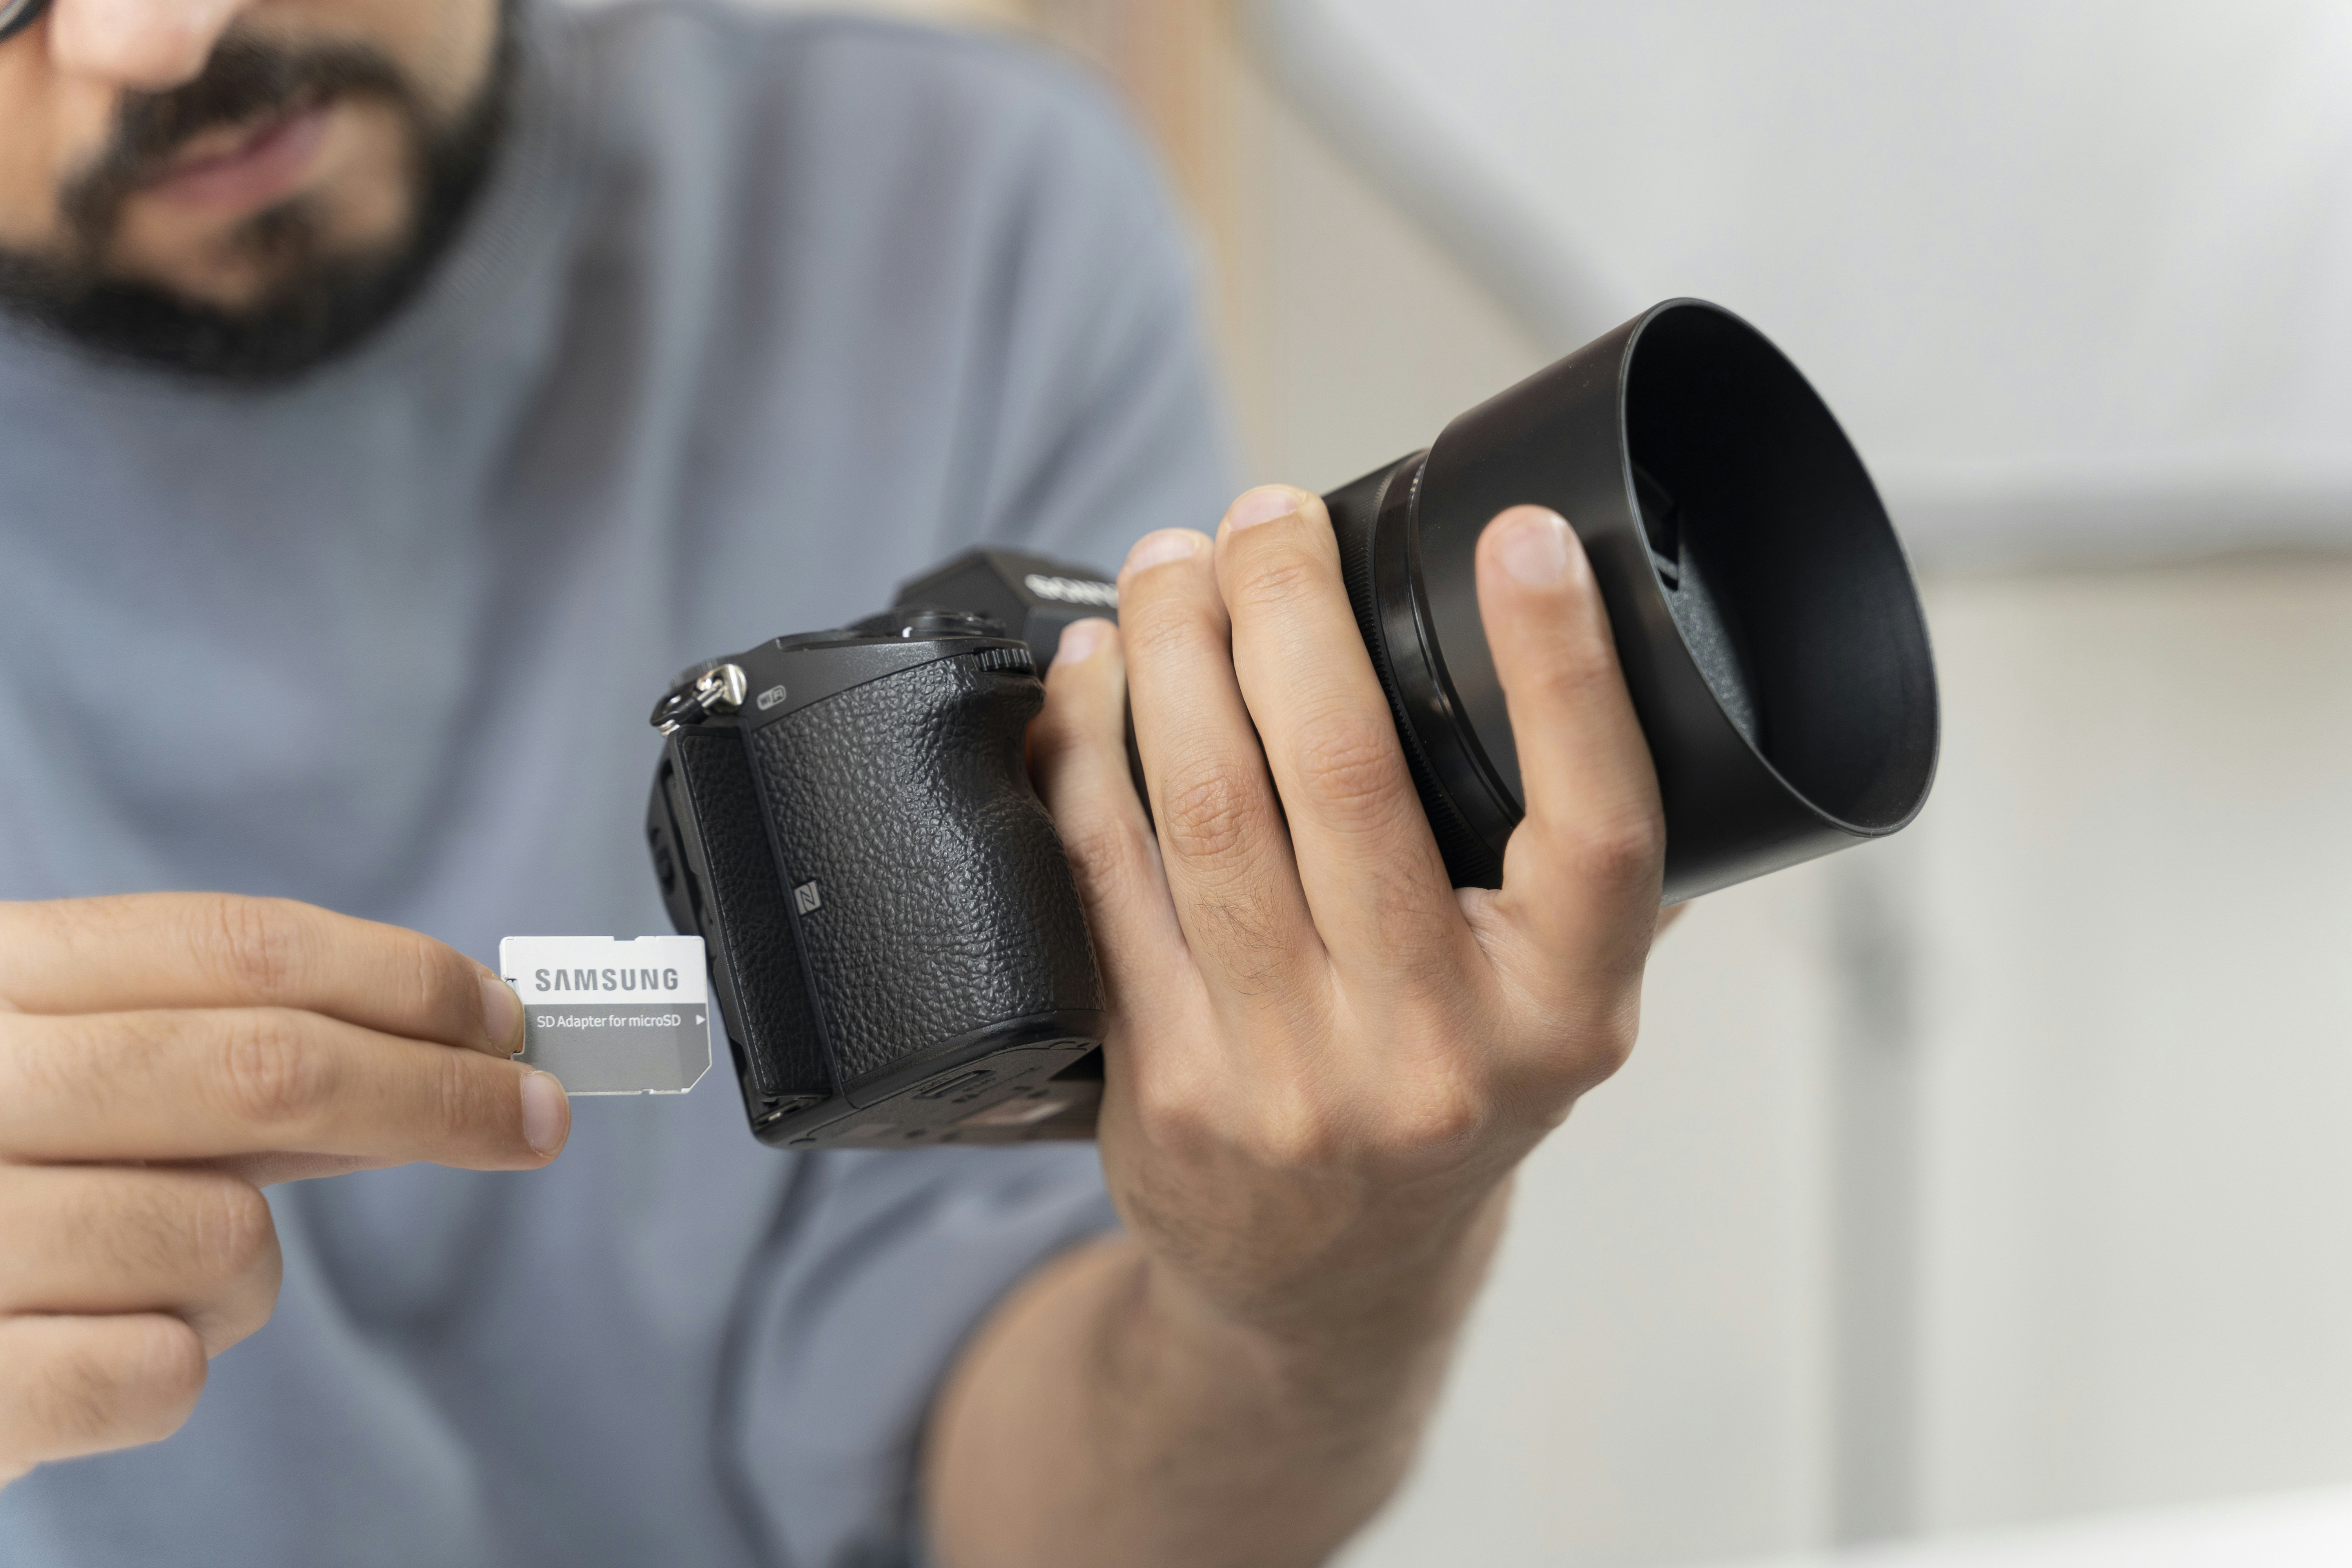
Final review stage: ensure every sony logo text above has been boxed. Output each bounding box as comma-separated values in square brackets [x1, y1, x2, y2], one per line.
[1023, 573, 1118, 608]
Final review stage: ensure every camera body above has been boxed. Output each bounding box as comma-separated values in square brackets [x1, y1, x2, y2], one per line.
[645, 562, 1117, 1149]
[650, 299, 1939, 1151]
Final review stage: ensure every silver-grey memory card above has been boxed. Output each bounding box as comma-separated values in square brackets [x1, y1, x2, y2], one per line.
[499, 935, 712, 1095]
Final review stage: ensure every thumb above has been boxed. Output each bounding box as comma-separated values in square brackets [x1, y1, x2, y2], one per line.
[1475, 506, 1665, 991]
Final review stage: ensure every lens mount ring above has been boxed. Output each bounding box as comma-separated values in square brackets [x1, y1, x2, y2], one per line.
[1369, 456, 1518, 886]
[0, 0, 49, 43]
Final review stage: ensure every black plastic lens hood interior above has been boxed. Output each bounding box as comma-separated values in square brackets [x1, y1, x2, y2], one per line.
[1332, 298, 1939, 903]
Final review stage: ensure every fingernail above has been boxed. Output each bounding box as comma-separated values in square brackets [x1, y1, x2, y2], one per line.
[521, 1071, 570, 1157]
[1496, 508, 1574, 586]
[1225, 485, 1301, 533]
[479, 971, 523, 1054]
[1053, 618, 1111, 668]
[1123, 529, 1205, 575]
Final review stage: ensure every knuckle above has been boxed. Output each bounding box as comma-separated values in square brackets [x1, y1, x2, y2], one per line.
[118, 1320, 207, 1437]
[1229, 543, 1324, 615]
[1589, 1021, 1638, 1084]
[400, 929, 463, 1031]
[26, 1319, 205, 1450]
[1157, 760, 1261, 868]
[1518, 992, 1642, 1106]
[214, 1011, 329, 1129]
[1584, 995, 1644, 1082]
[1128, 1070, 1219, 1157]
[1289, 708, 1405, 828]
[1562, 807, 1666, 894]
[1125, 597, 1213, 668]
[187, 1175, 275, 1282]
[201, 896, 312, 1004]
[1241, 1091, 1346, 1170]
[427, 1051, 502, 1147]
[1056, 815, 1150, 905]
[1371, 1070, 1492, 1153]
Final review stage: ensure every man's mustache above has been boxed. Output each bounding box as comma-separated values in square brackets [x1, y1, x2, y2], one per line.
[62, 36, 419, 244]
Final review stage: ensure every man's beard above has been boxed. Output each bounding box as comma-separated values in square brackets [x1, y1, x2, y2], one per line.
[0, 22, 515, 383]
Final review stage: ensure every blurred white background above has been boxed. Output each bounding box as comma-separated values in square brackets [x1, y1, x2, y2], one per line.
[684, 1, 2352, 1561]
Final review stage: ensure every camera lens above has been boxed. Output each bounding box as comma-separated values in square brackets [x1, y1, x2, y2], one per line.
[0, 0, 47, 42]
[1327, 298, 1938, 903]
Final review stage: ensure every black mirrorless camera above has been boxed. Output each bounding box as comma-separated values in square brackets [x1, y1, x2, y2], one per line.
[647, 299, 1941, 1149]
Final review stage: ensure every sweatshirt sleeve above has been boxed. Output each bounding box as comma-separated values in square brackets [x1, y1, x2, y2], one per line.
[715, 26, 1236, 1568]
[733, 1145, 1116, 1568]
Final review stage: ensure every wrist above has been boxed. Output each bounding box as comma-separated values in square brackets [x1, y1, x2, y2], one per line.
[1126, 1176, 1515, 1420]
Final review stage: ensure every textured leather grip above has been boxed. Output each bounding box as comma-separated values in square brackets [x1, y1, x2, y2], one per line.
[746, 653, 1105, 1098]
[663, 731, 833, 1104]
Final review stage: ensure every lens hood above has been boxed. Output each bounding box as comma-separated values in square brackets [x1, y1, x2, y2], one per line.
[1330, 298, 1939, 903]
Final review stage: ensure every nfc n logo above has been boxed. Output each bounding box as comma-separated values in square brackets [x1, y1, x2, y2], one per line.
[793, 881, 822, 915]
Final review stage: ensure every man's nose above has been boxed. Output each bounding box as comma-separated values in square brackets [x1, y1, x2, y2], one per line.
[47, 0, 253, 91]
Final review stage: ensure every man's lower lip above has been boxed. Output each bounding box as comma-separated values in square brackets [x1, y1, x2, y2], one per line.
[140, 104, 334, 211]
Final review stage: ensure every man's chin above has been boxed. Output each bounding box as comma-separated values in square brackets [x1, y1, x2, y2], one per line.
[102, 200, 374, 318]
[0, 235, 433, 383]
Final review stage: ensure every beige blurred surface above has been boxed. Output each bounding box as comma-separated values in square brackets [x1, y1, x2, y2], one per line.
[1706, 1485, 2352, 1568]
[1912, 554, 2352, 1532]
[643, 2, 2352, 1562]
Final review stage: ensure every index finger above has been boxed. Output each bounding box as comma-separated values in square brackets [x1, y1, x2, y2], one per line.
[1211, 486, 1467, 980]
[0, 1007, 567, 1169]
[0, 896, 522, 1059]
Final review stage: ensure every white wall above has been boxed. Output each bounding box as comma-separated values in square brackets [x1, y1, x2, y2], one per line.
[1912, 557, 2352, 1533]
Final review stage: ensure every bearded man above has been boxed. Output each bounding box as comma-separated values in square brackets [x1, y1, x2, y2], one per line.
[0, 1, 1669, 1564]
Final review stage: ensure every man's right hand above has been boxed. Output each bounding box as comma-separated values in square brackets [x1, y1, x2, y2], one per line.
[0, 894, 569, 1486]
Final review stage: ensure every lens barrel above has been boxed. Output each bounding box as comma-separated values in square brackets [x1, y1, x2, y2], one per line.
[1328, 298, 1939, 904]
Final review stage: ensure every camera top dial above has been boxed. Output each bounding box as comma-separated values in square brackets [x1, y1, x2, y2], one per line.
[651, 619, 1034, 740]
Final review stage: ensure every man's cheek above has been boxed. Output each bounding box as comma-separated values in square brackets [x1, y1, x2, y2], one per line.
[0, 75, 115, 253]
[310, 96, 422, 249]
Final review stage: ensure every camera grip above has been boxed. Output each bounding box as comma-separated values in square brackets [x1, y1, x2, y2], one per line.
[656, 731, 833, 1106]
[746, 654, 1105, 1096]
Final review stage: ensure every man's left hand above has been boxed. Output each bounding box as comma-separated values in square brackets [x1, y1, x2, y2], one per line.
[926, 483, 1668, 1568]
[1036, 481, 1664, 1331]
